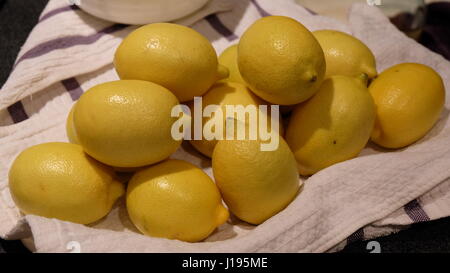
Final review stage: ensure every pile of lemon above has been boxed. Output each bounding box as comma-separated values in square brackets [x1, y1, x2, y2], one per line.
[9, 16, 445, 243]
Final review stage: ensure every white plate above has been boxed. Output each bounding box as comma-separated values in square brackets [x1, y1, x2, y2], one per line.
[79, 0, 210, 25]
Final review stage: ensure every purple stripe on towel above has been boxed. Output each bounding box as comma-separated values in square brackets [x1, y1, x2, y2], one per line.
[250, 0, 272, 17]
[347, 228, 364, 244]
[62, 78, 84, 101]
[39, 5, 80, 23]
[15, 24, 129, 66]
[7, 101, 28, 123]
[304, 7, 318, 15]
[205, 14, 238, 41]
[404, 199, 430, 223]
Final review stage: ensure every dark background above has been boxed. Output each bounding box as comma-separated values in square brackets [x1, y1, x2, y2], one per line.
[0, 0, 449, 253]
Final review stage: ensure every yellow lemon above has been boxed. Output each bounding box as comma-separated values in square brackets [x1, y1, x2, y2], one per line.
[369, 63, 445, 148]
[114, 23, 228, 102]
[313, 30, 377, 81]
[286, 75, 376, 175]
[212, 138, 300, 225]
[66, 103, 79, 144]
[74, 80, 181, 168]
[67, 103, 143, 176]
[238, 16, 326, 105]
[126, 159, 229, 242]
[9, 142, 124, 224]
[218, 44, 246, 85]
[189, 82, 284, 158]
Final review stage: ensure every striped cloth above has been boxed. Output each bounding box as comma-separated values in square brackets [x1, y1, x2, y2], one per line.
[1, 0, 450, 253]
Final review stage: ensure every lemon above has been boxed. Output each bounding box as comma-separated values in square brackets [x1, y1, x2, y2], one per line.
[74, 80, 181, 168]
[238, 16, 326, 105]
[189, 82, 284, 158]
[212, 138, 300, 225]
[52, 104, 138, 180]
[313, 30, 377, 81]
[218, 44, 245, 85]
[369, 63, 445, 148]
[126, 159, 229, 242]
[286, 75, 376, 175]
[114, 23, 228, 102]
[66, 103, 79, 144]
[9, 142, 124, 224]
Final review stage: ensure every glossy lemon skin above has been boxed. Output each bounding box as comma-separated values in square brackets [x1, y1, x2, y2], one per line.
[369, 63, 445, 148]
[238, 16, 326, 105]
[66, 103, 79, 144]
[313, 30, 377, 80]
[9, 142, 124, 224]
[212, 138, 300, 225]
[73, 80, 181, 168]
[286, 76, 376, 175]
[218, 44, 246, 85]
[114, 23, 226, 102]
[189, 82, 284, 158]
[126, 159, 229, 242]
[67, 103, 150, 173]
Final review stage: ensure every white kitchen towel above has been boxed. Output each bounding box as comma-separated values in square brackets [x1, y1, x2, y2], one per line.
[1, 0, 449, 253]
